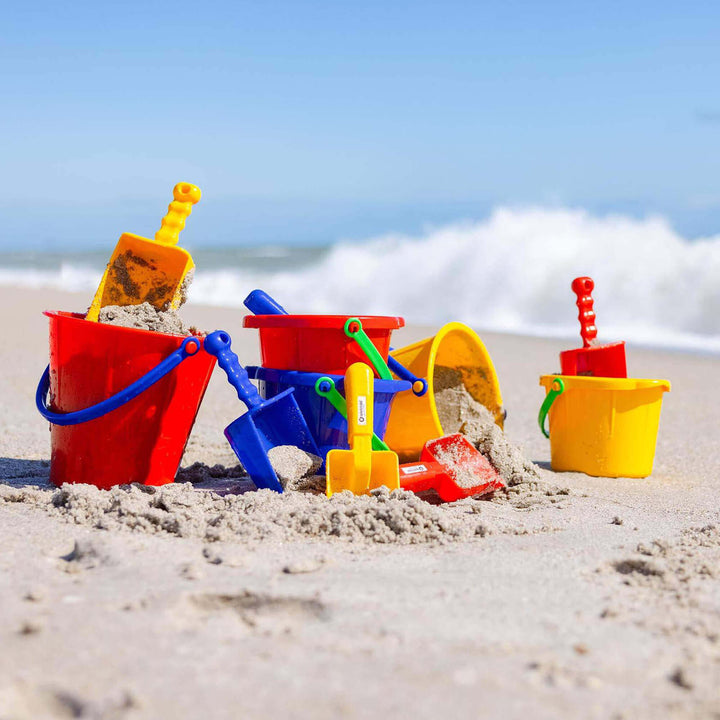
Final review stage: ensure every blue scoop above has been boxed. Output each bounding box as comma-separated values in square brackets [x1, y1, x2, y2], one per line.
[204, 331, 320, 493]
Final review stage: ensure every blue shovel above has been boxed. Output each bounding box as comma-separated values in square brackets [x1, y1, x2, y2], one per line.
[204, 331, 320, 493]
[243, 289, 428, 396]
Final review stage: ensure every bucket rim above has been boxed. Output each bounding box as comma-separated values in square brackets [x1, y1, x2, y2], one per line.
[44, 310, 201, 343]
[539, 374, 671, 392]
[243, 314, 404, 330]
[246, 365, 412, 392]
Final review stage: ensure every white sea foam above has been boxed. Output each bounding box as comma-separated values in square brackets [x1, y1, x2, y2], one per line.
[3, 207, 720, 352]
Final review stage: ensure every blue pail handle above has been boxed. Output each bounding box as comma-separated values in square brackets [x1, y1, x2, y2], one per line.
[386, 350, 428, 396]
[36, 336, 203, 426]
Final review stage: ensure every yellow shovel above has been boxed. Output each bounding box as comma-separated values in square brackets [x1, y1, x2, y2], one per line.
[326, 362, 400, 497]
[86, 182, 201, 322]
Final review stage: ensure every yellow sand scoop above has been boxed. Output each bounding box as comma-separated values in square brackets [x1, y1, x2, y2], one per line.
[326, 362, 400, 497]
[86, 182, 201, 322]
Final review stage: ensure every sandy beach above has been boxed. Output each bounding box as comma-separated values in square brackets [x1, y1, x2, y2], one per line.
[1, 285, 719, 720]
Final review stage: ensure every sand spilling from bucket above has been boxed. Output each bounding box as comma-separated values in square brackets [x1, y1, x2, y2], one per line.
[0, 483, 492, 545]
[98, 302, 192, 336]
[433, 365, 540, 487]
[462, 409, 541, 487]
[433, 366, 490, 433]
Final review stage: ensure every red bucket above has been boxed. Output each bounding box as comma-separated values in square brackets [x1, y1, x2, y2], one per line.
[40, 312, 216, 490]
[242, 314, 404, 375]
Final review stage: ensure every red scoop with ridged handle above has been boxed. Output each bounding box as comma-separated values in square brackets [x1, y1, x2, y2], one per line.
[559, 277, 627, 378]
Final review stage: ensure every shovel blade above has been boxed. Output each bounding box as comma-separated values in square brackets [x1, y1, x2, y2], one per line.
[559, 341, 627, 378]
[224, 389, 319, 493]
[367, 450, 400, 492]
[422, 434, 504, 500]
[326, 448, 399, 497]
[87, 234, 193, 321]
[224, 414, 283, 493]
[326, 448, 369, 496]
[250, 389, 319, 455]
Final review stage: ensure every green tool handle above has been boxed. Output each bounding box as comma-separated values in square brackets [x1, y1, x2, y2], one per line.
[344, 318, 393, 380]
[538, 377, 565, 438]
[314, 376, 390, 451]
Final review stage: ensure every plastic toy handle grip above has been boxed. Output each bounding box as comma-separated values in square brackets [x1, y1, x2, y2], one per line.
[387, 354, 428, 396]
[36, 336, 202, 426]
[344, 362, 375, 446]
[571, 276, 597, 348]
[154, 182, 202, 246]
[203, 331, 263, 410]
[314, 376, 390, 451]
[344, 318, 393, 380]
[243, 289, 288, 316]
[538, 377, 565, 438]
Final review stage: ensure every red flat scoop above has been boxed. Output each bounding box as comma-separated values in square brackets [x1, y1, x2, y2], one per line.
[399, 434, 504, 502]
[559, 277, 627, 378]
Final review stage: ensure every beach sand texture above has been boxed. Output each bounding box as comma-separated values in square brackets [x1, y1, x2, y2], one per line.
[1, 286, 719, 719]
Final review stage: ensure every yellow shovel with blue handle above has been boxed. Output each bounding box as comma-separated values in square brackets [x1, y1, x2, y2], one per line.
[86, 182, 201, 322]
[326, 362, 400, 497]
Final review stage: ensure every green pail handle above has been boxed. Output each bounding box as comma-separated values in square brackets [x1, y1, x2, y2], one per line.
[538, 377, 565, 439]
[343, 317, 394, 380]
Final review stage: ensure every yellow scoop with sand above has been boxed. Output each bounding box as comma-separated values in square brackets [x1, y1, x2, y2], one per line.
[326, 362, 400, 497]
[86, 182, 201, 322]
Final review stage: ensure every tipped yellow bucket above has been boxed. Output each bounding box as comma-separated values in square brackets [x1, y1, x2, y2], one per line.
[539, 375, 670, 478]
[383, 322, 504, 461]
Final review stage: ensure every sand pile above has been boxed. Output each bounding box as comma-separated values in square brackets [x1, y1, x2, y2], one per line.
[0, 483, 491, 545]
[5, 350, 544, 546]
[462, 408, 541, 487]
[433, 366, 540, 486]
[98, 302, 192, 335]
[267, 446, 323, 490]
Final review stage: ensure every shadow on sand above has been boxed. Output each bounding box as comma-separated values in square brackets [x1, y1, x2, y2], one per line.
[0, 457, 52, 489]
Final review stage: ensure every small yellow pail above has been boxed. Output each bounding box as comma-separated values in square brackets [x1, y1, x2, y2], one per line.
[384, 322, 504, 461]
[538, 375, 671, 478]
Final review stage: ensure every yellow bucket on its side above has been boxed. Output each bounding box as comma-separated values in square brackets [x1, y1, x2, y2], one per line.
[384, 322, 504, 461]
[538, 375, 671, 478]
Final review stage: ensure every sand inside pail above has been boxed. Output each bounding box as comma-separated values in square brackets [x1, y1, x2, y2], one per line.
[98, 302, 193, 335]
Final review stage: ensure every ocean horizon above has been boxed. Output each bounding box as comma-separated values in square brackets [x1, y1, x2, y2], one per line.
[3, 205, 720, 355]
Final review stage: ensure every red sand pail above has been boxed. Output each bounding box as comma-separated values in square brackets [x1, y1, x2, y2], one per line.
[39, 312, 216, 490]
[242, 314, 404, 375]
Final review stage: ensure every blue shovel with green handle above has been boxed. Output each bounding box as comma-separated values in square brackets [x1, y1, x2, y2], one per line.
[243, 289, 428, 396]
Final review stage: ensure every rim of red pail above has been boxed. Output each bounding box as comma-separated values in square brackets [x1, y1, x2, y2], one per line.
[243, 314, 405, 329]
[43, 310, 194, 340]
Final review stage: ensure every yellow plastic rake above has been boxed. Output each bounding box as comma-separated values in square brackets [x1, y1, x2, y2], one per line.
[86, 182, 201, 322]
[326, 362, 400, 497]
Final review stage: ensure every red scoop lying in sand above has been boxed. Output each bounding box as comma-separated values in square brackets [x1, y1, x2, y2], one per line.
[399, 434, 504, 502]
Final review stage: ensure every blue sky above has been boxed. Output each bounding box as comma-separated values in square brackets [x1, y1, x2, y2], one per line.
[1, 0, 718, 249]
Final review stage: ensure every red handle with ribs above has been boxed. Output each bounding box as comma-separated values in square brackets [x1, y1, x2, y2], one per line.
[571, 276, 597, 348]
